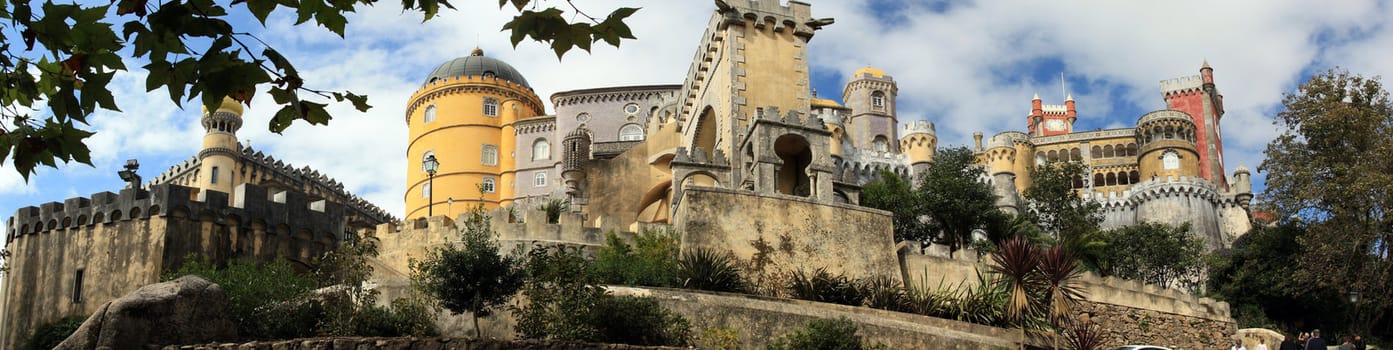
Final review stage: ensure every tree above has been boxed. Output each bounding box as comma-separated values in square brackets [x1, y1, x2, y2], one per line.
[917, 146, 1006, 255]
[860, 169, 929, 243]
[1096, 222, 1205, 291]
[1207, 222, 1343, 330]
[411, 207, 524, 338]
[0, 0, 638, 178]
[1022, 161, 1105, 269]
[1261, 68, 1393, 335]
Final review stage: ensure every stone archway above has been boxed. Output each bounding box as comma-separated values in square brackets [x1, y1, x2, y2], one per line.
[774, 134, 812, 196]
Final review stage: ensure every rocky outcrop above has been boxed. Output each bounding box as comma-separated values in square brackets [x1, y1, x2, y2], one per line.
[56, 275, 237, 350]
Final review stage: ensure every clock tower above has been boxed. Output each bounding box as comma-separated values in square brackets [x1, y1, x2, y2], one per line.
[1027, 93, 1076, 137]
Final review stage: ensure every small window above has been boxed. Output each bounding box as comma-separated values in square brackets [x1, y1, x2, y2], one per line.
[576, 113, 590, 123]
[871, 91, 886, 109]
[73, 269, 84, 303]
[535, 172, 547, 187]
[210, 166, 219, 184]
[533, 139, 551, 161]
[483, 97, 499, 117]
[1162, 151, 1181, 170]
[482, 178, 496, 193]
[623, 103, 640, 115]
[619, 124, 644, 141]
[422, 182, 431, 198]
[482, 145, 499, 166]
[872, 136, 889, 153]
[483, 71, 496, 78]
[424, 105, 437, 123]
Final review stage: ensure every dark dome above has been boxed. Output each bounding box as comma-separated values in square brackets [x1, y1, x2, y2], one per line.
[423, 48, 531, 88]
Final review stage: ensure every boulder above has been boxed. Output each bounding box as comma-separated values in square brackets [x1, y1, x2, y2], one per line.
[56, 275, 238, 349]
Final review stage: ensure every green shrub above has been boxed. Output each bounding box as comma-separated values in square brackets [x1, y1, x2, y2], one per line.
[539, 199, 569, 223]
[696, 325, 742, 350]
[347, 297, 439, 337]
[514, 245, 690, 346]
[677, 248, 744, 293]
[786, 268, 865, 306]
[590, 228, 680, 287]
[766, 317, 869, 350]
[412, 207, 523, 337]
[906, 272, 1008, 327]
[22, 315, 86, 350]
[165, 256, 319, 339]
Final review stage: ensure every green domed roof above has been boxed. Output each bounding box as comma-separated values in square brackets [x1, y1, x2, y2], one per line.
[423, 48, 531, 88]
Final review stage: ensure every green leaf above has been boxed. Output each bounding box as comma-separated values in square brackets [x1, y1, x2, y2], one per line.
[245, 0, 277, 24]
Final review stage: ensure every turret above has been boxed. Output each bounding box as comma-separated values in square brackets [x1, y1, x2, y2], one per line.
[899, 120, 937, 176]
[1029, 93, 1074, 137]
[197, 97, 244, 201]
[561, 127, 592, 201]
[1136, 110, 1201, 182]
[985, 132, 1030, 215]
[1232, 163, 1252, 210]
[1160, 61, 1227, 189]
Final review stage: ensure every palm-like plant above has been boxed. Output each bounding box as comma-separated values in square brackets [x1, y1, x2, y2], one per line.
[990, 237, 1044, 325]
[677, 248, 744, 293]
[1061, 319, 1111, 350]
[1039, 245, 1087, 349]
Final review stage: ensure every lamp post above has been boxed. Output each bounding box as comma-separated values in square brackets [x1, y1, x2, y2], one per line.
[423, 155, 439, 217]
[1348, 290, 1361, 335]
[117, 159, 141, 189]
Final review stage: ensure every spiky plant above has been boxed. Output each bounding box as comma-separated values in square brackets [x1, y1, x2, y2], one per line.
[1038, 246, 1086, 325]
[990, 237, 1044, 325]
[538, 198, 569, 223]
[1062, 319, 1111, 350]
[861, 276, 911, 312]
[677, 248, 744, 293]
[786, 268, 865, 306]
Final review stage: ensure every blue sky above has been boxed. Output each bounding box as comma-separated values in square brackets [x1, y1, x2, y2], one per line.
[5, 0, 1393, 239]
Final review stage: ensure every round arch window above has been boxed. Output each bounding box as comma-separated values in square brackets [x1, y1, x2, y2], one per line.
[619, 124, 644, 141]
[623, 103, 640, 115]
[577, 113, 591, 123]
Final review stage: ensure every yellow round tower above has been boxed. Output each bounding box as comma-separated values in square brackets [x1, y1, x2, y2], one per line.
[1135, 110, 1201, 181]
[405, 48, 545, 219]
[197, 97, 244, 200]
[898, 120, 937, 174]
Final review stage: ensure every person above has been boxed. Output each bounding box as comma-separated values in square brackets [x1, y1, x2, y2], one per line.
[1257, 338, 1269, 350]
[1339, 335, 1354, 350]
[1233, 339, 1247, 350]
[1280, 334, 1302, 350]
[1305, 329, 1326, 350]
[1354, 334, 1366, 350]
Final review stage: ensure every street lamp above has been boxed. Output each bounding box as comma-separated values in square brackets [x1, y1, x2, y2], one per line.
[1349, 290, 1360, 304]
[423, 155, 439, 217]
[117, 159, 141, 189]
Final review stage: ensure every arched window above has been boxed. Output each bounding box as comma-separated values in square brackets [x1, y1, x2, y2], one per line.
[619, 124, 644, 141]
[481, 178, 496, 193]
[1070, 148, 1081, 161]
[535, 172, 547, 187]
[1130, 170, 1140, 183]
[210, 166, 220, 184]
[422, 151, 435, 170]
[1126, 143, 1137, 156]
[1093, 173, 1104, 187]
[483, 97, 499, 117]
[532, 139, 550, 160]
[1162, 150, 1180, 170]
[872, 135, 889, 152]
[423, 105, 436, 123]
[1048, 150, 1059, 162]
[1103, 145, 1114, 158]
[1090, 146, 1102, 159]
[1106, 173, 1117, 186]
[421, 182, 431, 199]
[871, 91, 886, 109]
[1036, 152, 1046, 166]
[482, 145, 498, 166]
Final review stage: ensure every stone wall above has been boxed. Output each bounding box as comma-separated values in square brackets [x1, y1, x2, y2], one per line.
[1078, 301, 1236, 350]
[155, 338, 683, 349]
[1, 183, 348, 349]
[608, 286, 1021, 349]
[671, 187, 901, 290]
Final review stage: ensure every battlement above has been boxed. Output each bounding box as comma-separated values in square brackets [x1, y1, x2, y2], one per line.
[718, 0, 823, 37]
[1041, 104, 1068, 115]
[986, 131, 1031, 150]
[6, 183, 346, 244]
[1160, 75, 1204, 96]
[1136, 109, 1194, 126]
[1126, 175, 1222, 204]
[901, 120, 935, 137]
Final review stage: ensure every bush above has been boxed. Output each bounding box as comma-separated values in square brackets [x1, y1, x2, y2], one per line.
[539, 199, 569, 223]
[514, 245, 690, 346]
[412, 207, 523, 337]
[786, 268, 865, 306]
[591, 228, 680, 287]
[165, 257, 319, 339]
[766, 317, 875, 350]
[677, 248, 744, 293]
[22, 315, 86, 350]
[696, 325, 742, 350]
[861, 276, 910, 312]
[347, 297, 439, 337]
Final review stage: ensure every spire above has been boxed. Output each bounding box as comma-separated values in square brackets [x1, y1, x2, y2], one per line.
[1066, 93, 1074, 101]
[1202, 58, 1211, 69]
[1033, 92, 1040, 100]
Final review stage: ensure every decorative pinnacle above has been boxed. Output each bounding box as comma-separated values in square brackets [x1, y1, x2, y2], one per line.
[1033, 92, 1040, 100]
[471, 47, 484, 56]
[1202, 58, 1211, 69]
[1066, 93, 1074, 101]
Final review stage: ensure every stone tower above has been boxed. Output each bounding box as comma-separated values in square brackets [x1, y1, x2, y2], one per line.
[899, 120, 937, 176]
[676, 0, 831, 164]
[843, 67, 899, 153]
[1027, 93, 1076, 137]
[984, 132, 1029, 215]
[197, 97, 244, 200]
[1232, 163, 1252, 210]
[1161, 61, 1227, 189]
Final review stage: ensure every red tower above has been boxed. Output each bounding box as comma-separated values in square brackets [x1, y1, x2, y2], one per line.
[1160, 60, 1227, 189]
[1027, 93, 1076, 137]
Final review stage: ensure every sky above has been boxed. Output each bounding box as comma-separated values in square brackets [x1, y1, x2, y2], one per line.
[4, 0, 1393, 237]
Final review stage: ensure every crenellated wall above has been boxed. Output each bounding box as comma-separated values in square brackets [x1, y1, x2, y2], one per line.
[0, 183, 349, 349]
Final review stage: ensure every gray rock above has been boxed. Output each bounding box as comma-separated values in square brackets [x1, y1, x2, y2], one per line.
[56, 275, 238, 349]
